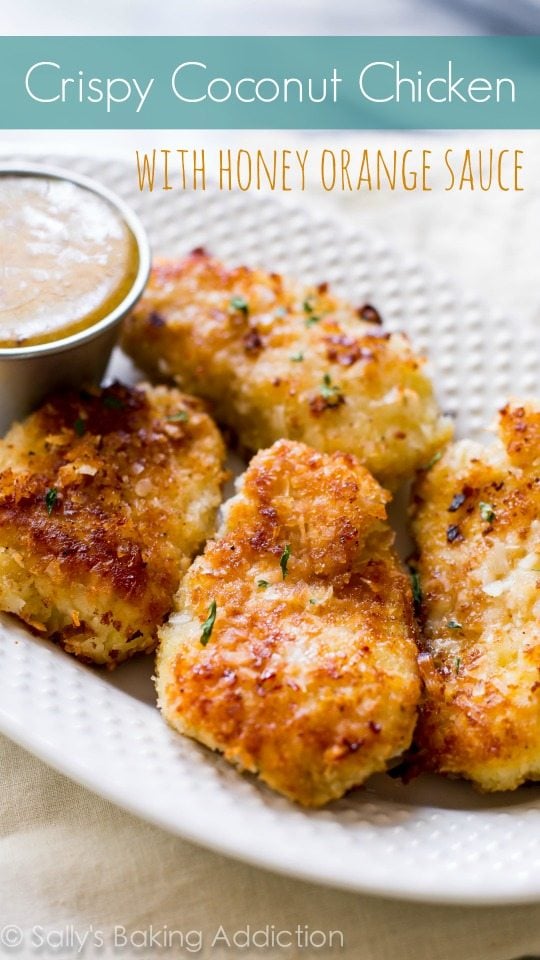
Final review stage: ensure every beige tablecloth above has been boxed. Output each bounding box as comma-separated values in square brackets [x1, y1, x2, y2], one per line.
[2, 130, 540, 960]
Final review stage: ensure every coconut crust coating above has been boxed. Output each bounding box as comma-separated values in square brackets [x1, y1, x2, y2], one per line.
[121, 250, 451, 488]
[0, 382, 226, 667]
[157, 439, 420, 807]
[411, 402, 540, 791]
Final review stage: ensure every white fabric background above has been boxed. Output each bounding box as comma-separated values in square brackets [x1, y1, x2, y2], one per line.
[4, 0, 540, 35]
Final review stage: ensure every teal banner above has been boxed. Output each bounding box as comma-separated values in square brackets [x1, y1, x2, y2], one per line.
[0, 36, 539, 128]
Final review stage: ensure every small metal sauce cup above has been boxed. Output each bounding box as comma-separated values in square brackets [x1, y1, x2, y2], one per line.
[0, 162, 151, 434]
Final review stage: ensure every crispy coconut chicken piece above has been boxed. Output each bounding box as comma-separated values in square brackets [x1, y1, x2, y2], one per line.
[121, 250, 451, 488]
[0, 382, 226, 666]
[157, 439, 420, 807]
[411, 402, 540, 791]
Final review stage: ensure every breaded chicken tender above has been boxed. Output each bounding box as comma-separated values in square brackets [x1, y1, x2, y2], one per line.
[121, 250, 451, 488]
[411, 402, 540, 791]
[0, 382, 225, 666]
[157, 439, 420, 807]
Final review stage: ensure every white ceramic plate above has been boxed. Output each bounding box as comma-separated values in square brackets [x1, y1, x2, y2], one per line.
[1, 153, 539, 906]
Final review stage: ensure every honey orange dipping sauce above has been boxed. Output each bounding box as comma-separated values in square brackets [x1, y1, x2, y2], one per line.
[0, 175, 139, 348]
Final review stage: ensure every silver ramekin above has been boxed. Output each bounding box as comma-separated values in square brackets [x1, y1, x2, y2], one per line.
[0, 162, 151, 434]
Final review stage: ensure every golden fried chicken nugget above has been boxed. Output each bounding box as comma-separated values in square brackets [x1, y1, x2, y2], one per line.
[121, 250, 451, 488]
[157, 439, 420, 807]
[411, 402, 540, 790]
[0, 382, 226, 666]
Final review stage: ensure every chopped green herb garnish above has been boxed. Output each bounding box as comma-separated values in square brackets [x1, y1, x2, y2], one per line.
[74, 417, 86, 437]
[290, 351, 304, 362]
[320, 373, 343, 406]
[257, 580, 269, 590]
[280, 544, 291, 579]
[305, 315, 321, 328]
[167, 411, 189, 423]
[103, 395, 124, 410]
[229, 296, 249, 315]
[448, 618, 463, 630]
[479, 501, 496, 524]
[321, 373, 334, 396]
[409, 568, 422, 611]
[200, 600, 217, 646]
[455, 657, 461, 675]
[309, 598, 317, 605]
[45, 487, 58, 516]
[303, 298, 315, 313]
[423, 450, 442, 471]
